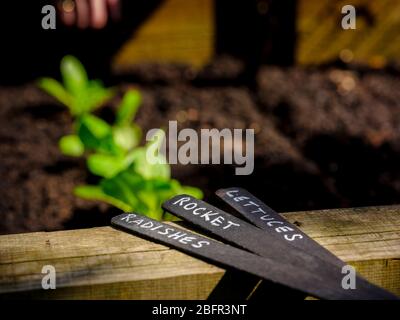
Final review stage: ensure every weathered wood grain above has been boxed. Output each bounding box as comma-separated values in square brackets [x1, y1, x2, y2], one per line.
[0, 205, 399, 299]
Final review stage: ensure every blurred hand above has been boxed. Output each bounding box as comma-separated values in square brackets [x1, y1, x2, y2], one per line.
[58, 0, 121, 29]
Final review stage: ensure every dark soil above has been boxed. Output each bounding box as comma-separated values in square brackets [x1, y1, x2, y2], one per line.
[1, 58, 400, 234]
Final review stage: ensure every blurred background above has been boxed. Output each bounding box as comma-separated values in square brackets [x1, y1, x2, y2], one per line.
[1, 0, 400, 234]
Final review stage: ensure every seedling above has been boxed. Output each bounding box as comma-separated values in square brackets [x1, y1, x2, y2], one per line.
[38, 55, 114, 116]
[38, 55, 202, 220]
[57, 89, 142, 158]
[75, 131, 202, 220]
[74, 103, 202, 220]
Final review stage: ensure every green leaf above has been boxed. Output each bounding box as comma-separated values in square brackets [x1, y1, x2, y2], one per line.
[77, 114, 112, 150]
[74, 185, 131, 212]
[137, 190, 163, 220]
[116, 90, 142, 126]
[129, 147, 170, 180]
[59, 135, 84, 157]
[83, 80, 115, 113]
[87, 153, 128, 178]
[101, 175, 141, 209]
[113, 124, 141, 151]
[128, 129, 170, 180]
[118, 170, 143, 189]
[99, 134, 125, 155]
[81, 114, 111, 138]
[61, 55, 88, 96]
[37, 77, 72, 109]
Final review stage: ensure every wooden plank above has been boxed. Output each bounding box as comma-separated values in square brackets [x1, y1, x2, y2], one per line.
[284, 205, 400, 297]
[0, 205, 399, 299]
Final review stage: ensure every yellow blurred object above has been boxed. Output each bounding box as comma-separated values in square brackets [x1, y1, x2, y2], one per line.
[113, 0, 400, 68]
[297, 0, 400, 65]
[368, 55, 387, 69]
[339, 49, 354, 63]
[113, 0, 214, 69]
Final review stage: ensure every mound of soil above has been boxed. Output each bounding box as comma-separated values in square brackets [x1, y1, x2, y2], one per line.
[1, 60, 400, 234]
[257, 66, 400, 207]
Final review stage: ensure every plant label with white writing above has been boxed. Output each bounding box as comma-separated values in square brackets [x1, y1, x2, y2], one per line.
[162, 195, 397, 300]
[216, 187, 343, 267]
[112, 212, 396, 300]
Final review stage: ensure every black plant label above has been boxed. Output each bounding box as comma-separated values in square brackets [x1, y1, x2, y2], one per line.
[163, 195, 330, 269]
[216, 187, 343, 267]
[112, 212, 345, 299]
[161, 195, 397, 300]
